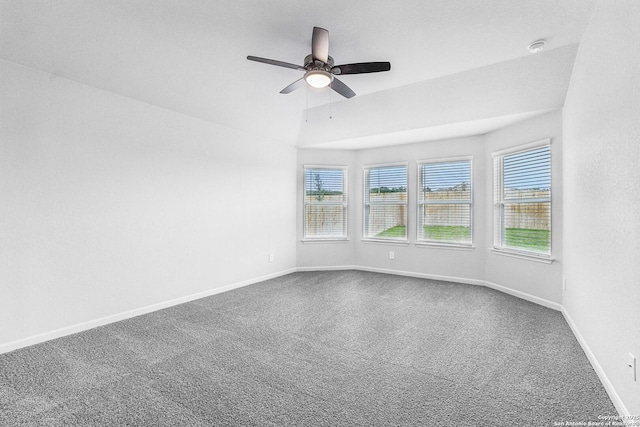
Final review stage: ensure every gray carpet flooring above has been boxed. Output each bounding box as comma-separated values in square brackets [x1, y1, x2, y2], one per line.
[1, 270, 617, 426]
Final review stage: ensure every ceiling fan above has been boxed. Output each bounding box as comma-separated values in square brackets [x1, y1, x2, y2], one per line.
[247, 27, 391, 99]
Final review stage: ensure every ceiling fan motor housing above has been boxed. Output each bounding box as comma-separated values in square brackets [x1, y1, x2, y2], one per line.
[304, 54, 334, 72]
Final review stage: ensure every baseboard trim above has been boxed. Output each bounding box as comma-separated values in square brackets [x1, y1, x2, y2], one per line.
[561, 307, 629, 419]
[481, 279, 562, 311]
[296, 265, 359, 272]
[298, 266, 628, 415]
[353, 265, 488, 287]
[1, 265, 627, 418]
[0, 268, 297, 355]
[298, 264, 561, 311]
[0, 265, 560, 355]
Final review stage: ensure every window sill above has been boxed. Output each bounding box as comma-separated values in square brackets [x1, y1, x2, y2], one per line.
[415, 242, 475, 251]
[491, 248, 554, 264]
[362, 238, 410, 246]
[301, 238, 349, 244]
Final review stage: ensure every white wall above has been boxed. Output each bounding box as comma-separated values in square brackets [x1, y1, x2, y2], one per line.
[484, 110, 564, 304]
[298, 137, 487, 281]
[296, 149, 357, 269]
[0, 60, 297, 350]
[562, 0, 640, 416]
[353, 136, 487, 282]
[298, 114, 564, 309]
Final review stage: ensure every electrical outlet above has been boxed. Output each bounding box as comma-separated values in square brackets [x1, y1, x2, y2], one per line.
[268, 253, 274, 263]
[629, 353, 637, 381]
[563, 278, 567, 291]
[389, 251, 395, 260]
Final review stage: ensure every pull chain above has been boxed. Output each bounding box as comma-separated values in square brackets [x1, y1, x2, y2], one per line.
[329, 82, 332, 119]
[305, 84, 309, 122]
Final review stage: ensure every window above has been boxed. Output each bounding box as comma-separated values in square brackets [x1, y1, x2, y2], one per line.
[363, 164, 408, 241]
[417, 158, 472, 246]
[493, 141, 551, 256]
[303, 166, 348, 240]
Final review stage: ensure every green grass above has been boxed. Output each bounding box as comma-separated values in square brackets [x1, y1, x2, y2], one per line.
[375, 225, 407, 238]
[504, 228, 550, 252]
[374, 225, 550, 252]
[423, 225, 470, 242]
[375, 225, 471, 242]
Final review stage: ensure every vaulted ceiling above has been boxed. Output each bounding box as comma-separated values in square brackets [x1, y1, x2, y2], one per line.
[0, 0, 595, 148]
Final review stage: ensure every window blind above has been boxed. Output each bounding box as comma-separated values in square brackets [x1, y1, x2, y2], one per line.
[363, 165, 408, 240]
[303, 167, 347, 239]
[494, 144, 551, 254]
[418, 159, 472, 244]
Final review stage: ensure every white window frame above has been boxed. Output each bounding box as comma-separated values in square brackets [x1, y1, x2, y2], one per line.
[362, 162, 409, 243]
[492, 139, 553, 262]
[416, 156, 473, 248]
[302, 165, 348, 242]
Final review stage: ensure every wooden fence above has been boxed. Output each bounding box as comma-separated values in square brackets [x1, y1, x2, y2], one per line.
[304, 189, 551, 236]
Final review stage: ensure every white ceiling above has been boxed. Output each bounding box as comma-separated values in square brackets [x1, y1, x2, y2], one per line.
[0, 0, 595, 148]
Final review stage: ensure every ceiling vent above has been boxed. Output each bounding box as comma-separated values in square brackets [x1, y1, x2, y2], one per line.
[528, 39, 546, 53]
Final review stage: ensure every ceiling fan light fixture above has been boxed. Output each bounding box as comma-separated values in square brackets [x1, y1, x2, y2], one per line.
[305, 70, 333, 88]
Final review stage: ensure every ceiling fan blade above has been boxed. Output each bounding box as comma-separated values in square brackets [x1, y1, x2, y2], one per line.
[311, 27, 329, 63]
[330, 77, 356, 99]
[280, 78, 305, 94]
[331, 62, 391, 75]
[247, 56, 305, 71]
